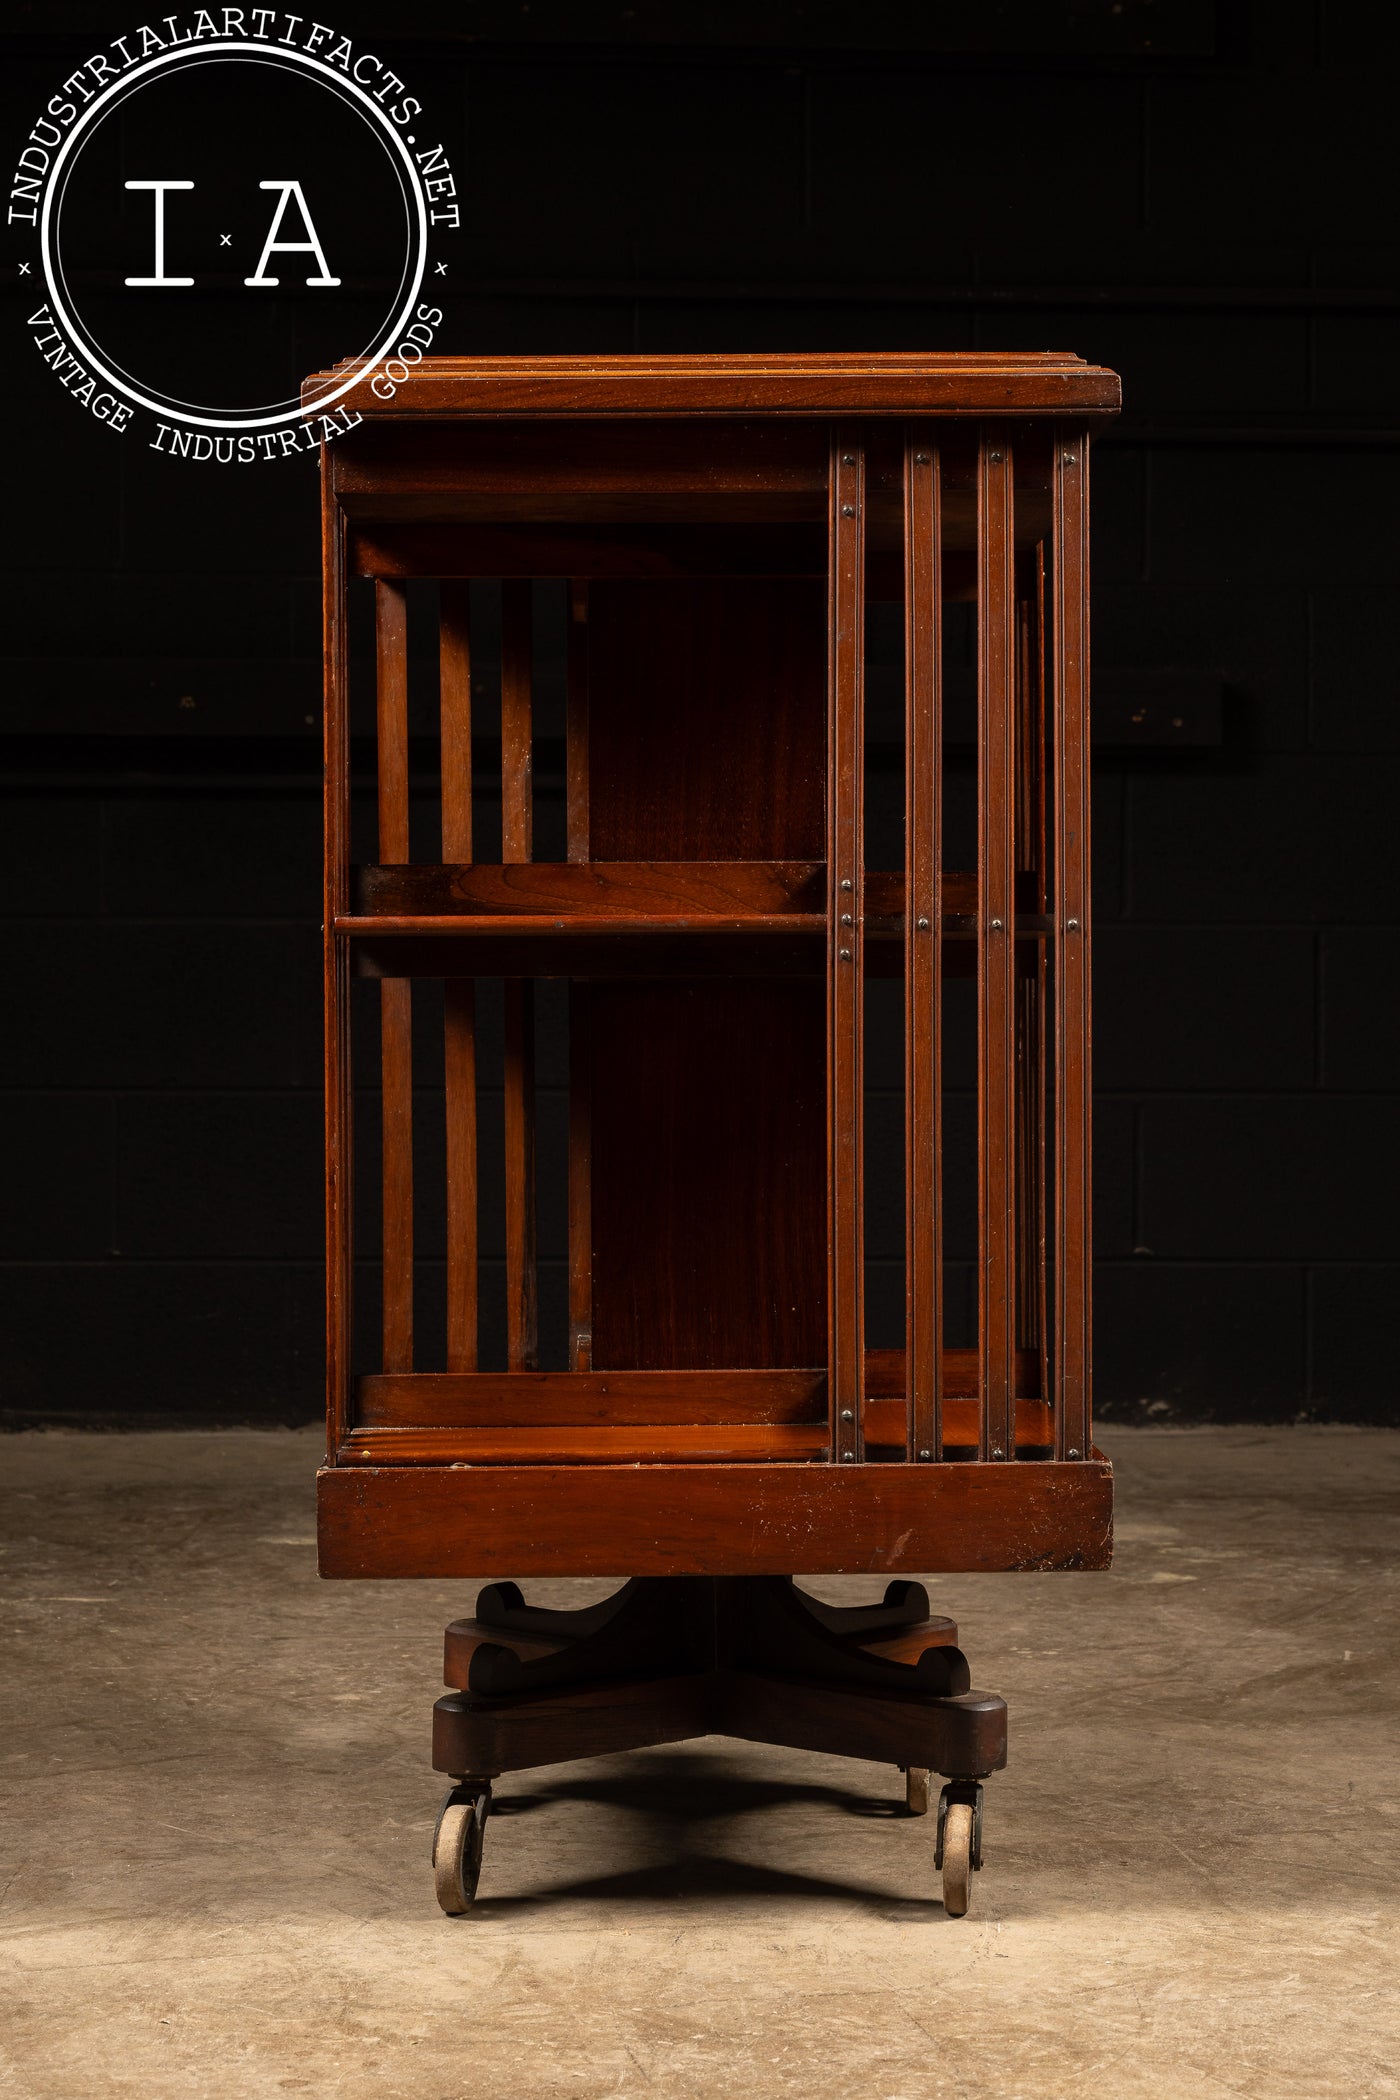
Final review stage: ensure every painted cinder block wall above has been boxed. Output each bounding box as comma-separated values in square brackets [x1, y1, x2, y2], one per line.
[1, 3, 1395, 1424]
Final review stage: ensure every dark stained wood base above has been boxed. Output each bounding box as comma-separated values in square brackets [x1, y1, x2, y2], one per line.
[431, 1575, 1008, 1786]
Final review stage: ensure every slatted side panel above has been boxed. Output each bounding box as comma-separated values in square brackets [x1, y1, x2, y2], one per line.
[1053, 433, 1092, 1460]
[904, 430, 943, 1463]
[977, 431, 1016, 1464]
[828, 434, 865, 1463]
[439, 580, 478, 1373]
[375, 579, 413, 1372]
[567, 580, 593, 1373]
[501, 580, 539, 1371]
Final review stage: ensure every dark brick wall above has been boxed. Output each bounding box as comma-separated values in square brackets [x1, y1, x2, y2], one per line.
[3, 3, 1397, 1424]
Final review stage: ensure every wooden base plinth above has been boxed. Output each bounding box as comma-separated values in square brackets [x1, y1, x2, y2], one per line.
[319, 1457, 1113, 1577]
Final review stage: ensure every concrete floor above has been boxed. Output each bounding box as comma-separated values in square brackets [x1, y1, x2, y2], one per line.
[1, 1428, 1397, 2100]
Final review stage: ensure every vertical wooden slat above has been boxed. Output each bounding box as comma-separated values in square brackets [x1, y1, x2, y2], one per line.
[1020, 547, 1050, 1401]
[566, 581, 590, 865]
[322, 462, 351, 1455]
[904, 430, 943, 1464]
[828, 433, 865, 1464]
[568, 983, 593, 1371]
[1052, 432, 1093, 1461]
[375, 578, 413, 1373]
[440, 581, 477, 1374]
[977, 431, 1016, 1463]
[567, 580, 593, 1367]
[1013, 567, 1042, 1366]
[501, 579, 538, 1372]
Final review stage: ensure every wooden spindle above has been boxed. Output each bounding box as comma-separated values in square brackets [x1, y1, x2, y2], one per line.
[566, 581, 593, 1371]
[904, 432, 943, 1465]
[322, 477, 351, 1452]
[440, 580, 478, 1373]
[827, 435, 865, 1464]
[375, 578, 413, 1372]
[1014, 550, 1049, 1392]
[501, 579, 538, 1371]
[1052, 434, 1092, 1462]
[977, 433, 1016, 1463]
[566, 580, 590, 865]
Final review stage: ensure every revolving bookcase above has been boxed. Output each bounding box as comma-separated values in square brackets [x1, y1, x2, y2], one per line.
[308, 352, 1119, 1916]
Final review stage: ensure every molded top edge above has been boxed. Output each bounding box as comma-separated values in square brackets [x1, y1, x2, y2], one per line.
[302, 350, 1122, 419]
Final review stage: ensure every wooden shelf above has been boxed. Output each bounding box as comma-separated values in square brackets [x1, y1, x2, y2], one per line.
[339, 865, 1050, 975]
[349, 1359, 1051, 1462]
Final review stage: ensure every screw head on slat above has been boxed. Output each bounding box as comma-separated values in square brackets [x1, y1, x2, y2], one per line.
[915, 452, 931, 464]
[990, 917, 1004, 931]
[917, 915, 930, 930]
[1068, 1446, 1081, 1459]
[919, 1448, 932, 1460]
[840, 878, 853, 891]
[1063, 451, 1077, 464]
[841, 1451, 856, 1462]
[839, 947, 852, 961]
[842, 452, 856, 465]
[1067, 917, 1080, 931]
[841, 503, 856, 516]
[840, 1408, 854, 1422]
[989, 450, 1003, 464]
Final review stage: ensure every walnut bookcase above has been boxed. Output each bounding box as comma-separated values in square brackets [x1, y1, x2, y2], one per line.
[307, 352, 1120, 1914]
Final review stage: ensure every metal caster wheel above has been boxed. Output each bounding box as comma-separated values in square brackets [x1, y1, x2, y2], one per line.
[905, 1766, 931, 1815]
[433, 1780, 491, 1915]
[935, 1781, 984, 1918]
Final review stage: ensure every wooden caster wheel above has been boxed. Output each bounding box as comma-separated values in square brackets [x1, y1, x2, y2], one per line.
[905, 1767, 931, 1815]
[433, 1782, 491, 1915]
[940, 1801, 973, 1915]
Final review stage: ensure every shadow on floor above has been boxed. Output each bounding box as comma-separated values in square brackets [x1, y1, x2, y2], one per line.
[468, 1750, 952, 1918]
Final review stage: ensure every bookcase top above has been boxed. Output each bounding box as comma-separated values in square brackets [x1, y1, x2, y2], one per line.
[303, 350, 1120, 421]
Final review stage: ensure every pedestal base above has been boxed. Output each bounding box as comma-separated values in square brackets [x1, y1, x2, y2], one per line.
[429, 1576, 1007, 1916]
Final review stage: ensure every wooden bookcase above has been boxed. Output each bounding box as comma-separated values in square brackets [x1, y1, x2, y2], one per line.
[308, 353, 1120, 1914]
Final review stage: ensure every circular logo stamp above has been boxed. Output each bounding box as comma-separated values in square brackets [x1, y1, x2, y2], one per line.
[10, 14, 457, 462]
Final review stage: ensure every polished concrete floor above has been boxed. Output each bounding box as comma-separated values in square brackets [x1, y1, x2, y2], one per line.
[1, 1426, 1396, 2099]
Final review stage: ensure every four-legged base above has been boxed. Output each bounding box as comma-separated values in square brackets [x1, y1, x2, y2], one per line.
[431, 1576, 1007, 1916]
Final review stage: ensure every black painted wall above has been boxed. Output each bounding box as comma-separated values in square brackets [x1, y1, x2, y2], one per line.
[3, 2, 1397, 1425]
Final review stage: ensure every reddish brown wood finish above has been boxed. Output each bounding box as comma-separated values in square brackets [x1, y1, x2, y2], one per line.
[587, 580, 825, 860]
[1015, 548, 1050, 1403]
[904, 430, 944, 1465]
[588, 981, 826, 1371]
[303, 350, 1121, 422]
[314, 364, 1118, 1901]
[439, 581, 478, 1374]
[500, 581, 538, 1373]
[318, 356, 1110, 1585]
[1053, 433, 1093, 1461]
[566, 580, 590, 864]
[355, 860, 828, 916]
[375, 581, 413, 1372]
[358, 1367, 828, 1426]
[568, 980, 593, 1374]
[977, 435, 1017, 1465]
[350, 864, 991, 923]
[338, 1402, 1052, 1465]
[828, 436, 865, 1464]
[318, 1454, 1113, 1576]
[321, 467, 351, 1456]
